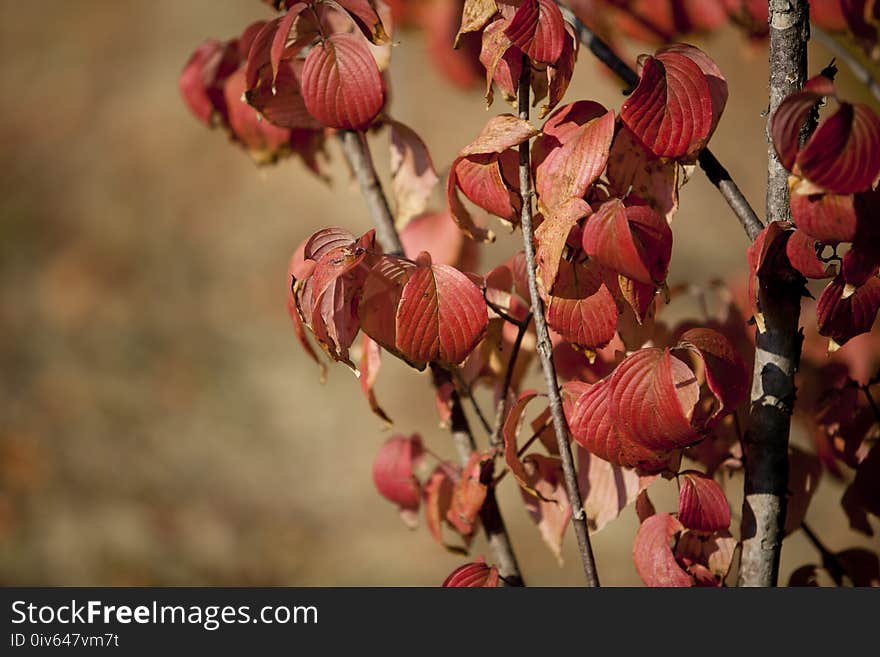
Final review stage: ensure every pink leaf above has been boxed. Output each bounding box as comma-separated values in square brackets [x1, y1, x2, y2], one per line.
[389, 121, 439, 226]
[678, 470, 731, 532]
[520, 454, 572, 563]
[578, 446, 644, 532]
[633, 513, 693, 587]
[373, 434, 424, 513]
[301, 32, 384, 130]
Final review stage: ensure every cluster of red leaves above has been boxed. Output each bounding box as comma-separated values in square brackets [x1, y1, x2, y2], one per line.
[633, 481, 736, 587]
[372, 433, 499, 554]
[563, 328, 748, 473]
[180, 21, 326, 167]
[289, 226, 489, 374]
[181, 1, 400, 171]
[757, 74, 880, 350]
[449, 42, 724, 355]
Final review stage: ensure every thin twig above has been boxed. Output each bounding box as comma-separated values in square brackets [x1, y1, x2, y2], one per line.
[801, 522, 849, 585]
[516, 54, 600, 587]
[338, 130, 404, 256]
[431, 365, 524, 586]
[490, 313, 533, 447]
[739, 0, 810, 588]
[338, 129, 524, 585]
[556, 2, 765, 242]
[812, 24, 880, 105]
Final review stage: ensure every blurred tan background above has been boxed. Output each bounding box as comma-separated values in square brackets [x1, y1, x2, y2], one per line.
[0, 1, 876, 586]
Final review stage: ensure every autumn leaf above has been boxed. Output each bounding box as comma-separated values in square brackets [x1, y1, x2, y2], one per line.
[301, 32, 385, 130]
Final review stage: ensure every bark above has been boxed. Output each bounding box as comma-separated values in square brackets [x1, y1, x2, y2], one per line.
[738, 0, 810, 588]
[516, 56, 600, 587]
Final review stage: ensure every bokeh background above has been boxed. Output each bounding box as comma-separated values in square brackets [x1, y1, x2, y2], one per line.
[1, 1, 876, 586]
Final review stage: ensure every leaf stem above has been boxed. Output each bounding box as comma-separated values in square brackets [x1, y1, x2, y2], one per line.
[516, 54, 600, 587]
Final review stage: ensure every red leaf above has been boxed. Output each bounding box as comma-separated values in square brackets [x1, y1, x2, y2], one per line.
[796, 101, 880, 194]
[534, 196, 591, 293]
[677, 327, 749, 424]
[633, 513, 693, 587]
[545, 259, 619, 352]
[389, 121, 439, 226]
[817, 275, 880, 349]
[224, 69, 298, 162]
[506, 0, 567, 65]
[620, 49, 715, 159]
[301, 32, 384, 130]
[786, 228, 832, 279]
[442, 558, 500, 587]
[582, 197, 672, 286]
[450, 154, 519, 238]
[609, 348, 700, 452]
[373, 434, 424, 513]
[657, 43, 728, 137]
[565, 379, 671, 471]
[245, 58, 323, 130]
[502, 390, 541, 493]
[287, 244, 324, 376]
[359, 334, 390, 423]
[424, 466, 456, 546]
[533, 104, 615, 214]
[677, 470, 730, 532]
[359, 254, 488, 369]
[770, 74, 834, 173]
[447, 452, 490, 535]
[606, 124, 680, 223]
[180, 39, 239, 126]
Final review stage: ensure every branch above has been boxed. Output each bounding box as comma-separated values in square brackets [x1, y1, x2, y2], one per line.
[338, 130, 404, 256]
[812, 24, 880, 105]
[556, 2, 765, 241]
[738, 0, 810, 588]
[516, 55, 600, 587]
[490, 312, 533, 447]
[431, 365, 524, 586]
[338, 129, 524, 586]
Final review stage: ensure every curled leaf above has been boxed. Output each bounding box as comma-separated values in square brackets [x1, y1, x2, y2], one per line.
[633, 513, 693, 587]
[677, 470, 731, 532]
